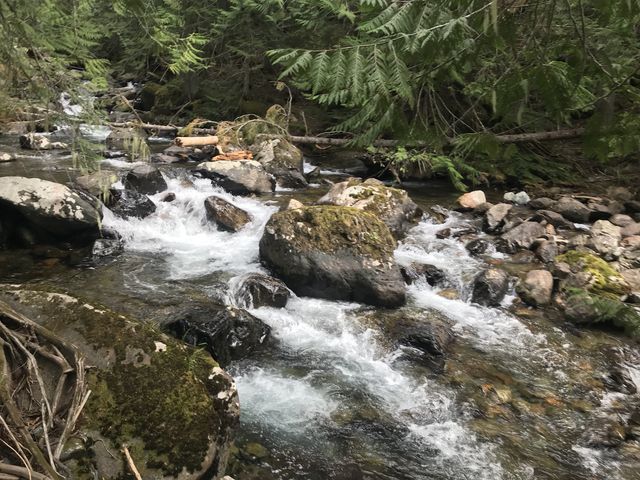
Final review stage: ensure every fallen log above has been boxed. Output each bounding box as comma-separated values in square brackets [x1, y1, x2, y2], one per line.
[109, 122, 216, 136]
[174, 135, 219, 147]
[212, 150, 253, 161]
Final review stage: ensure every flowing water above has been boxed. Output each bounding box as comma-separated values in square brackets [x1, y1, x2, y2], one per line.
[0, 132, 639, 480]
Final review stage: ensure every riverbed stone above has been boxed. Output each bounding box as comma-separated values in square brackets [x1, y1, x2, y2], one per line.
[457, 190, 486, 210]
[400, 263, 447, 286]
[232, 273, 291, 308]
[471, 268, 510, 307]
[106, 126, 148, 153]
[196, 160, 275, 195]
[74, 170, 120, 199]
[317, 178, 422, 239]
[19, 132, 68, 150]
[535, 240, 559, 263]
[252, 137, 307, 189]
[563, 290, 640, 338]
[106, 188, 156, 219]
[0, 176, 102, 245]
[466, 238, 491, 256]
[610, 214, 634, 228]
[123, 164, 167, 195]
[556, 250, 630, 298]
[204, 196, 251, 232]
[484, 203, 512, 233]
[553, 197, 591, 223]
[517, 269, 553, 306]
[622, 222, 640, 238]
[259, 206, 406, 307]
[499, 221, 546, 252]
[591, 220, 622, 259]
[529, 197, 555, 210]
[0, 287, 239, 480]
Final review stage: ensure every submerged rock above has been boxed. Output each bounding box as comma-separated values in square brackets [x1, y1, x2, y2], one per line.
[471, 268, 510, 306]
[259, 206, 406, 307]
[123, 164, 168, 195]
[0, 287, 239, 479]
[317, 178, 422, 239]
[0, 176, 102, 246]
[106, 188, 156, 219]
[232, 273, 291, 308]
[204, 196, 251, 232]
[196, 160, 275, 195]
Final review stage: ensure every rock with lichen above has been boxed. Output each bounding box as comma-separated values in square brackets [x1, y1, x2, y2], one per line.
[259, 205, 406, 307]
[317, 178, 422, 238]
[0, 286, 239, 480]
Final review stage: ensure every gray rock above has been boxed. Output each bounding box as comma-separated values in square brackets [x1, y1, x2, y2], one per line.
[123, 164, 167, 195]
[466, 238, 491, 256]
[529, 197, 555, 210]
[622, 269, 640, 293]
[196, 160, 275, 195]
[535, 240, 559, 263]
[499, 221, 547, 251]
[607, 186, 634, 202]
[160, 192, 176, 202]
[204, 196, 251, 232]
[533, 210, 574, 230]
[151, 153, 181, 164]
[553, 197, 591, 223]
[232, 273, 291, 308]
[471, 268, 510, 307]
[106, 189, 156, 219]
[74, 170, 119, 199]
[252, 137, 305, 189]
[610, 214, 634, 227]
[317, 178, 422, 238]
[484, 203, 512, 233]
[259, 206, 406, 307]
[400, 263, 447, 286]
[625, 200, 640, 214]
[517, 269, 553, 306]
[622, 222, 640, 238]
[92, 238, 124, 257]
[106, 126, 148, 153]
[590, 220, 622, 259]
[504, 191, 530, 205]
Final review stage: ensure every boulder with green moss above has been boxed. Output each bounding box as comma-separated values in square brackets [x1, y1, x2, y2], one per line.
[317, 178, 422, 238]
[259, 206, 406, 307]
[555, 250, 630, 298]
[0, 286, 239, 479]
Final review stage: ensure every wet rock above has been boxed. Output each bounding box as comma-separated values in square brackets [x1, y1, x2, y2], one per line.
[553, 197, 591, 223]
[591, 220, 622, 259]
[466, 238, 490, 256]
[529, 197, 555, 210]
[535, 240, 559, 263]
[473, 202, 493, 215]
[484, 203, 512, 233]
[499, 221, 546, 252]
[166, 303, 271, 366]
[259, 206, 406, 307]
[517, 270, 553, 306]
[0, 287, 239, 480]
[204, 196, 251, 232]
[92, 238, 124, 258]
[471, 268, 510, 307]
[583, 417, 628, 448]
[456, 190, 486, 210]
[19, 133, 68, 150]
[504, 191, 530, 205]
[106, 126, 148, 153]
[317, 178, 422, 239]
[123, 164, 167, 195]
[436, 228, 451, 239]
[74, 170, 119, 199]
[0, 176, 102, 245]
[0, 152, 14, 162]
[232, 273, 291, 308]
[603, 366, 638, 395]
[252, 137, 307, 189]
[151, 152, 182, 164]
[508, 250, 538, 264]
[106, 189, 156, 219]
[400, 263, 447, 286]
[160, 192, 176, 202]
[196, 160, 275, 195]
[533, 210, 574, 230]
[428, 205, 449, 224]
[563, 290, 640, 338]
[622, 222, 640, 238]
[610, 214, 634, 227]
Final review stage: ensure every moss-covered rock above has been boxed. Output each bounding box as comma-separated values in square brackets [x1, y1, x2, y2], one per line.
[0, 286, 239, 480]
[317, 178, 422, 238]
[259, 206, 406, 307]
[556, 250, 630, 298]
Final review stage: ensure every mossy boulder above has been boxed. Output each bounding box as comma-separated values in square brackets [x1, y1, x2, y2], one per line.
[317, 178, 422, 238]
[0, 286, 239, 479]
[556, 250, 630, 298]
[259, 206, 406, 307]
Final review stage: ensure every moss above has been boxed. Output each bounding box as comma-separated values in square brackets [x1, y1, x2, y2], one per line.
[266, 206, 396, 260]
[556, 250, 630, 297]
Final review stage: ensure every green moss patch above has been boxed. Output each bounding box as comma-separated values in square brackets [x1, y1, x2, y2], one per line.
[556, 250, 630, 297]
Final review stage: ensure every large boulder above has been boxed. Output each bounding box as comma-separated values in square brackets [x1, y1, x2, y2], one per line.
[317, 178, 422, 238]
[553, 197, 591, 223]
[517, 269, 553, 306]
[204, 196, 251, 232]
[231, 273, 291, 308]
[556, 250, 630, 298]
[259, 206, 406, 307]
[106, 189, 156, 219]
[123, 164, 168, 195]
[164, 303, 271, 366]
[252, 138, 307, 189]
[483, 203, 512, 233]
[0, 287, 239, 479]
[471, 268, 510, 306]
[196, 160, 275, 195]
[499, 221, 546, 251]
[0, 176, 102, 245]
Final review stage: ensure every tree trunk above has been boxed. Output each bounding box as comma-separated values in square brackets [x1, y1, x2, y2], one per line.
[174, 135, 219, 147]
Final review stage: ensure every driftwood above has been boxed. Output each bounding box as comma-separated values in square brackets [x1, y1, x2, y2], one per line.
[212, 150, 253, 161]
[174, 135, 219, 147]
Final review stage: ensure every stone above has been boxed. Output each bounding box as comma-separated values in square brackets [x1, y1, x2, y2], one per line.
[563, 290, 640, 338]
[74, 170, 119, 199]
[473, 202, 493, 215]
[0, 152, 14, 162]
[625, 200, 640, 214]
[622, 222, 640, 238]
[317, 178, 422, 239]
[535, 240, 558, 263]
[590, 220, 622, 259]
[622, 269, 640, 292]
[517, 270, 553, 306]
[436, 228, 451, 239]
[166, 304, 271, 367]
[19, 133, 68, 150]
[607, 186, 634, 202]
[533, 210, 574, 230]
[286, 199, 304, 210]
[556, 250, 630, 298]
[484, 203, 512, 233]
[106, 189, 156, 219]
[0, 176, 102, 245]
[456, 190, 486, 210]
[466, 238, 491, 256]
[123, 164, 167, 195]
[92, 237, 124, 258]
[232, 273, 291, 308]
[160, 192, 176, 202]
[504, 191, 530, 205]
[400, 263, 447, 286]
[151, 152, 182, 164]
[499, 221, 547, 251]
[105, 126, 148, 153]
[0, 288, 239, 479]
[553, 197, 591, 223]
[252, 137, 307, 189]
[471, 268, 510, 307]
[610, 214, 634, 227]
[259, 206, 406, 307]
[622, 236, 640, 249]
[204, 196, 251, 232]
[529, 197, 555, 210]
[196, 160, 275, 195]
